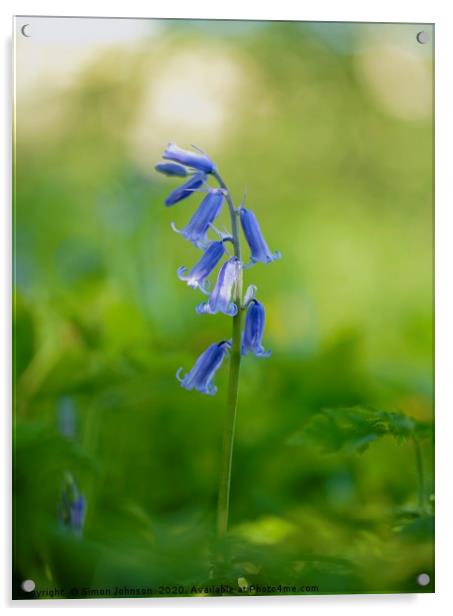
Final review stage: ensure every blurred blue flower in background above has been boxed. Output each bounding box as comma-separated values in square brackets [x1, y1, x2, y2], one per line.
[56, 396, 77, 440]
[57, 474, 87, 537]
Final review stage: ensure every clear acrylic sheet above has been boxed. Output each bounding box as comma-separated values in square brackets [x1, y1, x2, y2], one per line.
[13, 16, 434, 600]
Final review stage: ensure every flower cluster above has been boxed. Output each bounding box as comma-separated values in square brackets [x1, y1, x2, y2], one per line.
[156, 143, 280, 395]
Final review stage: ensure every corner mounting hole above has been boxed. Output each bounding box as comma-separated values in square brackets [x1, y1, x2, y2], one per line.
[416, 31, 429, 44]
[21, 579, 35, 592]
[417, 573, 430, 586]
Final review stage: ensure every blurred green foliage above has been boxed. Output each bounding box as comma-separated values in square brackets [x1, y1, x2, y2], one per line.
[13, 20, 433, 598]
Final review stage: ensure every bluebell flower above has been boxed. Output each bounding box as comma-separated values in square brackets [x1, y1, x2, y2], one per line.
[163, 143, 216, 174]
[196, 257, 241, 316]
[69, 496, 86, 533]
[239, 208, 281, 264]
[57, 396, 76, 440]
[177, 240, 226, 292]
[158, 141, 281, 399]
[165, 172, 206, 206]
[171, 188, 225, 247]
[155, 162, 188, 177]
[57, 474, 87, 536]
[177, 340, 231, 395]
[241, 300, 271, 357]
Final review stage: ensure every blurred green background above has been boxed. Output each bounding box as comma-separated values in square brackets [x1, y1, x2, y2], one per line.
[13, 18, 434, 597]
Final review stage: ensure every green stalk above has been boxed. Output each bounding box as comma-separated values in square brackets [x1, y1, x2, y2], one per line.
[412, 435, 427, 514]
[213, 171, 243, 537]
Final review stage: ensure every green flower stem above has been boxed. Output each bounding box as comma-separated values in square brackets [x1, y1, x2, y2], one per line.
[213, 170, 243, 537]
[412, 435, 427, 514]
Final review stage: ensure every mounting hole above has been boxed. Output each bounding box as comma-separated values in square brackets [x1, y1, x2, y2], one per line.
[21, 579, 35, 592]
[417, 573, 430, 586]
[21, 24, 31, 38]
[416, 31, 429, 44]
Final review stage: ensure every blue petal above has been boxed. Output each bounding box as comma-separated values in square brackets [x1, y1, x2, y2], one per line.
[172, 189, 224, 246]
[241, 300, 271, 358]
[163, 143, 216, 174]
[176, 341, 231, 395]
[70, 496, 86, 532]
[155, 162, 189, 177]
[239, 208, 281, 264]
[196, 257, 240, 316]
[165, 172, 206, 206]
[176, 240, 225, 291]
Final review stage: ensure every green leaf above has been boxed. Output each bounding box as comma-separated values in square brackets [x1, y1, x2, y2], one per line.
[13, 294, 35, 381]
[288, 405, 432, 454]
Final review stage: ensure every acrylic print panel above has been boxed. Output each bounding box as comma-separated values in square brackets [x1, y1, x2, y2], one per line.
[13, 16, 434, 600]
